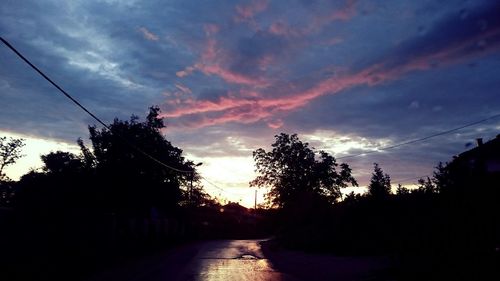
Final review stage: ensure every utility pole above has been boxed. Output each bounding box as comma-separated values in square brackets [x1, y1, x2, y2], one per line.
[189, 171, 194, 205]
[254, 189, 257, 210]
[190, 162, 203, 206]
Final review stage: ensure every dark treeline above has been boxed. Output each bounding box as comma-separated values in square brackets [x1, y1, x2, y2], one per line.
[253, 133, 500, 280]
[0, 107, 271, 281]
[1, 113, 499, 280]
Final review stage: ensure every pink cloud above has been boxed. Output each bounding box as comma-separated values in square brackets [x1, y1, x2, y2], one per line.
[165, 71, 374, 127]
[201, 38, 218, 61]
[267, 0, 357, 38]
[406, 28, 500, 71]
[177, 26, 220, 79]
[176, 24, 269, 87]
[176, 66, 195, 78]
[167, 8, 500, 129]
[167, 26, 500, 128]
[138, 27, 159, 41]
[192, 0, 352, 90]
[267, 119, 284, 129]
[325, 0, 357, 21]
[204, 24, 220, 36]
[172, 104, 274, 129]
[163, 95, 253, 118]
[234, 0, 269, 24]
[303, 0, 357, 35]
[257, 55, 275, 71]
[175, 83, 192, 94]
[362, 26, 500, 84]
[268, 21, 299, 37]
[196, 63, 265, 86]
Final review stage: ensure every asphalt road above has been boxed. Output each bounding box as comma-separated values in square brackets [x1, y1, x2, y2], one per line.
[87, 239, 297, 281]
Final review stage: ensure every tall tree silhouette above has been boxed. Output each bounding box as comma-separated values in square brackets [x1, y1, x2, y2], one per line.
[367, 163, 391, 198]
[432, 162, 452, 194]
[417, 176, 436, 194]
[87, 106, 193, 215]
[251, 133, 357, 208]
[396, 183, 410, 195]
[41, 151, 84, 174]
[0, 136, 25, 182]
[0, 137, 24, 206]
[77, 138, 96, 171]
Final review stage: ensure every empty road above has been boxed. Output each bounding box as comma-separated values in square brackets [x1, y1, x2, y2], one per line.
[88, 239, 297, 281]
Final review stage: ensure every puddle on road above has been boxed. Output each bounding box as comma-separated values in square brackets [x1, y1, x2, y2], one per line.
[184, 240, 294, 280]
[238, 254, 259, 260]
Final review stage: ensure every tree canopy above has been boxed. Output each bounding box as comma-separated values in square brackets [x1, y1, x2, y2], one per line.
[367, 163, 391, 198]
[0, 137, 25, 182]
[85, 106, 196, 214]
[250, 133, 357, 208]
[41, 151, 84, 175]
[14, 106, 201, 216]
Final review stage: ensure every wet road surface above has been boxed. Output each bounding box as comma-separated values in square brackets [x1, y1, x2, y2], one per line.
[175, 240, 296, 281]
[88, 240, 297, 281]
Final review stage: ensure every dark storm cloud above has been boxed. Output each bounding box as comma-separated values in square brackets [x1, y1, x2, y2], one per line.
[356, 1, 500, 73]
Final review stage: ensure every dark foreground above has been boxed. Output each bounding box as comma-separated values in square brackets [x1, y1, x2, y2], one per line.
[86, 239, 391, 281]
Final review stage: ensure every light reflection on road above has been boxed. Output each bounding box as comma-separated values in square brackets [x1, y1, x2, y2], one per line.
[178, 240, 295, 281]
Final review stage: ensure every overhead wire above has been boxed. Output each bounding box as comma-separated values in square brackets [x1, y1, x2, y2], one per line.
[337, 113, 500, 160]
[0, 37, 194, 174]
[392, 175, 430, 184]
[200, 176, 227, 192]
[1, 37, 252, 198]
[3, 36, 499, 197]
[200, 176, 247, 196]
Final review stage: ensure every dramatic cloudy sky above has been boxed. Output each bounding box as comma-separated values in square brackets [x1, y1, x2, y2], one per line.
[1, 0, 500, 206]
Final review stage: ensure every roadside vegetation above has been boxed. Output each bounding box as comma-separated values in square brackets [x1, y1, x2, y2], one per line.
[252, 133, 500, 281]
[1, 111, 498, 281]
[0, 107, 270, 281]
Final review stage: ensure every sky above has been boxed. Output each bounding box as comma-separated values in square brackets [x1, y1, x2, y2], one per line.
[1, 0, 500, 207]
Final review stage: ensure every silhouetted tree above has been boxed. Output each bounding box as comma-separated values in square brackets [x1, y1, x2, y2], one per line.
[432, 162, 451, 194]
[146, 105, 164, 129]
[2, 109, 220, 281]
[77, 138, 95, 171]
[0, 136, 25, 182]
[250, 133, 357, 208]
[417, 177, 435, 194]
[367, 163, 391, 198]
[343, 191, 363, 204]
[396, 183, 410, 195]
[179, 181, 216, 207]
[41, 151, 84, 174]
[87, 106, 194, 215]
[0, 137, 24, 207]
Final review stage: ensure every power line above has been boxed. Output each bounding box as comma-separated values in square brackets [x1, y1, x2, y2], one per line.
[200, 176, 246, 196]
[4, 36, 497, 197]
[1, 37, 193, 174]
[392, 175, 429, 184]
[200, 176, 226, 192]
[1, 37, 241, 196]
[337, 113, 500, 160]
[0, 36, 338, 200]
[1, 38, 109, 129]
